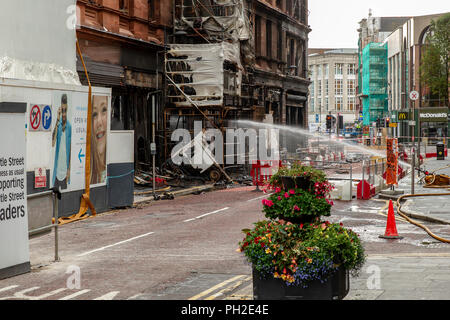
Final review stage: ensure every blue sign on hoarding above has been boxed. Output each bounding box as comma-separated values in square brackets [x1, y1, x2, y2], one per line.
[42, 105, 52, 131]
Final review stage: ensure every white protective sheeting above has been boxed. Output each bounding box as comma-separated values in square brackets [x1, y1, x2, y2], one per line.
[0, 0, 80, 85]
[168, 42, 242, 107]
[178, 0, 250, 42]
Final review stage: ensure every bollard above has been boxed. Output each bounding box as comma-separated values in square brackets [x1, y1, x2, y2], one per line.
[52, 187, 61, 262]
[411, 148, 415, 195]
[362, 160, 365, 200]
[350, 164, 353, 200]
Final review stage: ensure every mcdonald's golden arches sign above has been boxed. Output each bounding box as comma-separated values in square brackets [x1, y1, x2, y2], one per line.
[398, 112, 408, 121]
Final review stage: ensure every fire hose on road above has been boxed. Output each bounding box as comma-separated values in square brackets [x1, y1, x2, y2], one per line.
[394, 167, 450, 244]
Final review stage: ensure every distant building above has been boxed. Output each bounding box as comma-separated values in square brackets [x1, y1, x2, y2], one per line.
[385, 13, 449, 144]
[356, 11, 410, 126]
[308, 48, 358, 127]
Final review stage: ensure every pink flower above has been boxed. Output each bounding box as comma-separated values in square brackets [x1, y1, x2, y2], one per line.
[277, 196, 282, 201]
[284, 193, 290, 199]
[294, 205, 300, 212]
[262, 199, 274, 208]
[289, 189, 295, 195]
[275, 187, 282, 193]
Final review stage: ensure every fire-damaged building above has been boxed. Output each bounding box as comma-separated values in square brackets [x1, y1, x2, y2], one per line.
[165, 0, 311, 169]
[75, 0, 310, 180]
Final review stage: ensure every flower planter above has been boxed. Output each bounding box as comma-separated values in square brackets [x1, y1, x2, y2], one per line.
[240, 165, 365, 303]
[281, 176, 296, 191]
[279, 215, 316, 225]
[294, 176, 313, 192]
[281, 176, 313, 192]
[252, 267, 350, 301]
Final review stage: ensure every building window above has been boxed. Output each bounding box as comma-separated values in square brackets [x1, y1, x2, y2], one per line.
[310, 98, 314, 111]
[286, 0, 292, 16]
[335, 63, 343, 76]
[324, 64, 329, 78]
[325, 97, 329, 111]
[276, 0, 282, 9]
[336, 97, 343, 111]
[310, 81, 314, 97]
[119, 0, 129, 13]
[266, 20, 272, 58]
[255, 16, 261, 56]
[318, 97, 322, 111]
[317, 65, 322, 78]
[347, 80, 355, 96]
[347, 64, 356, 75]
[325, 79, 329, 96]
[335, 79, 343, 96]
[348, 97, 355, 111]
[148, 0, 155, 20]
[317, 80, 322, 98]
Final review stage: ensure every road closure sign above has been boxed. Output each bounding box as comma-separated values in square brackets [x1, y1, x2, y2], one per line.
[0, 104, 30, 279]
[386, 138, 399, 186]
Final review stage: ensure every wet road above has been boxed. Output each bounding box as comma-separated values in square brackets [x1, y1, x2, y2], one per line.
[0, 186, 449, 300]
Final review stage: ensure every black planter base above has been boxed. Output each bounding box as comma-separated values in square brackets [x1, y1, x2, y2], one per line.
[252, 268, 349, 300]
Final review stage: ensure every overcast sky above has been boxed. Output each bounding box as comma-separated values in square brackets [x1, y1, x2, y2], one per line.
[308, 0, 450, 48]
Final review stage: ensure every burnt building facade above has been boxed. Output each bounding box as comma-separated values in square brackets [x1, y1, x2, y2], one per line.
[76, 0, 310, 171]
[250, 0, 311, 127]
[165, 0, 311, 162]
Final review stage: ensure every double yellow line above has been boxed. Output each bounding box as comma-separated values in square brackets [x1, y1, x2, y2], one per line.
[188, 275, 252, 300]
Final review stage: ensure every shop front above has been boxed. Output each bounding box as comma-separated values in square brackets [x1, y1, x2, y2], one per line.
[417, 107, 449, 150]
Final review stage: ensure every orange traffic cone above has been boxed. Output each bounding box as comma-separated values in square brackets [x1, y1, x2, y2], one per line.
[379, 200, 403, 240]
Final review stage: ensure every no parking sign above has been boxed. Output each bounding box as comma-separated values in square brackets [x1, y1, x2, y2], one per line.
[29, 104, 52, 132]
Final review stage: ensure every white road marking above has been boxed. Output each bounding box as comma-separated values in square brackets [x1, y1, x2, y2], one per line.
[94, 291, 120, 300]
[0, 287, 67, 300]
[0, 285, 18, 293]
[246, 195, 268, 202]
[77, 232, 155, 257]
[59, 289, 91, 300]
[184, 207, 230, 222]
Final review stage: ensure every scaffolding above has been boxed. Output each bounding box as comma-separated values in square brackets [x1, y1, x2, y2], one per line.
[163, 0, 254, 169]
[361, 42, 388, 126]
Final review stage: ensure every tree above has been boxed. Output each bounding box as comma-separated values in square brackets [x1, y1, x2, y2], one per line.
[420, 13, 450, 107]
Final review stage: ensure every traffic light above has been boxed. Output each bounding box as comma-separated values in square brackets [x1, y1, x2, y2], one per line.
[326, 115, 332, 130]
[338, 115, 344, 130]
[385, 117, 390, 128]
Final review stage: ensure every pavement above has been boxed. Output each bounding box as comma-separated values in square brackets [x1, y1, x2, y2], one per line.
[226, 253, 450, 300]
[1, 160, 450, 301]
[388, 157, 450, 225]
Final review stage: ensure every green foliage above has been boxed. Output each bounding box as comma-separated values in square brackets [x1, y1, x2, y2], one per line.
[239, 165, 366, 287]
[269, 162, 327, 188]
[263, 189, 332, 221]
[420, 13, 450, 105]
[239, 221, 366, 285]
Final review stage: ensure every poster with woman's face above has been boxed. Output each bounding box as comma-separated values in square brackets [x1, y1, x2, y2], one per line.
[90, 96, 108, 185]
